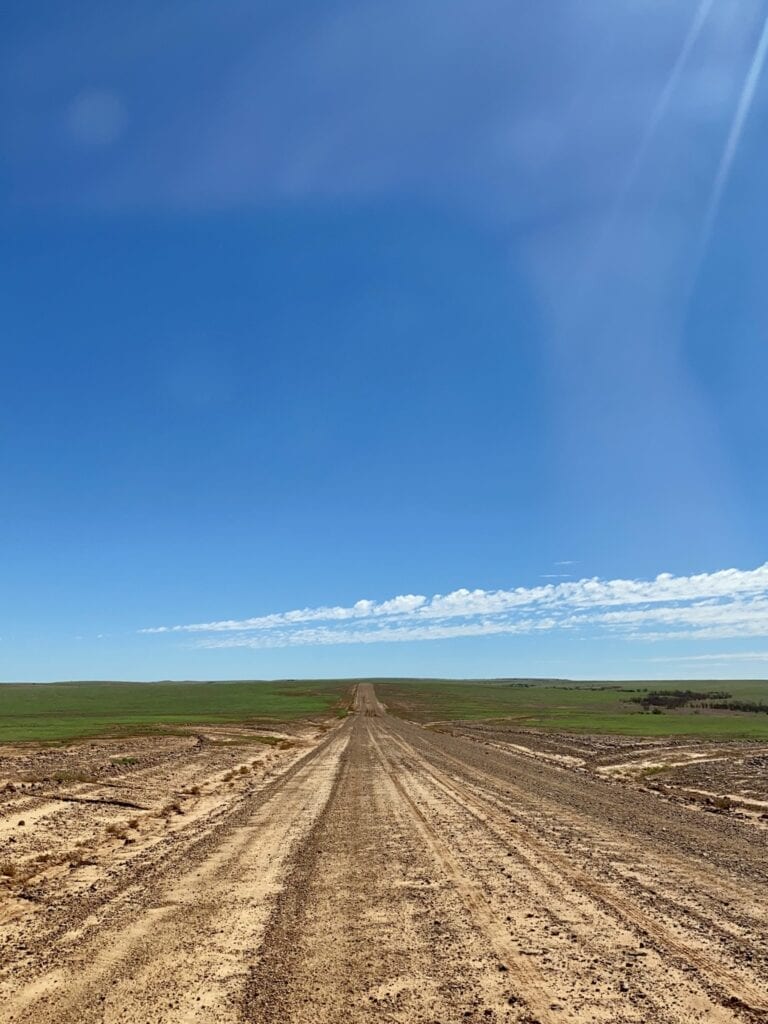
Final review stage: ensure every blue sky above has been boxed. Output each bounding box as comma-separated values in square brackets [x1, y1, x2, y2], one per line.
[2, 1, 768, 681]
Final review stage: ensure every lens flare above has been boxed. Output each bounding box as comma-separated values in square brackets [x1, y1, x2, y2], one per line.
[578, 0, 714, 305]
[616, 0, 715, 216]
[700, 8, 768, 251]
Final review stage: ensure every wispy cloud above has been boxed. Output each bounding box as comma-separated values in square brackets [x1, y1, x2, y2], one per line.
[140, 563, 768, 650]
[649, 651, 768, 663]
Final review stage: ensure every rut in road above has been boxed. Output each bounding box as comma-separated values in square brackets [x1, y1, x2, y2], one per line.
[244, 703, 525, 1024]
[382, 722, 768, 1018]
[3, 682, 768, 1024]
[242, 685, 766, 1023]
[2, 730, 350, 1024]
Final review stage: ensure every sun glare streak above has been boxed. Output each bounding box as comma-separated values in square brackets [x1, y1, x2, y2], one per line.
[700, 7, 768, 254]
[611, 0, 714, 223]
[573, 1, 714, 314]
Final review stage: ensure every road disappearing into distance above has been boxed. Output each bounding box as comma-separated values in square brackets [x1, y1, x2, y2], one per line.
[2, 683, 768, 1023]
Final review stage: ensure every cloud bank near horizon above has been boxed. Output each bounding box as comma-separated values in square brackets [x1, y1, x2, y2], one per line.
[140, 564, 768, 650]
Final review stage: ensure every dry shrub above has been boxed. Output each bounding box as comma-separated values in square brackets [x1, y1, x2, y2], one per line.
[1, 859, 18, 878]
[158, 800, 183, 818]
[25, 770, 98, 785]
[65, 846, 96, 867]
[711, 795, 732, 810]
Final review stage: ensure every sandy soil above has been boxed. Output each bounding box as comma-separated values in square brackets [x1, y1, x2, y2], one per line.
[447, 720, 768, 818]
[2, 685, 768, 1023]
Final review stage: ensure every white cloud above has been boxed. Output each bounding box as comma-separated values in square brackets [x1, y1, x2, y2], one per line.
[140, 563, 768, 650]
[649, 651, 768, 663]
[197, 617, 553, 651]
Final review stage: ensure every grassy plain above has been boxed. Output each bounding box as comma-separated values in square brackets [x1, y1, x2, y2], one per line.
[3, 677, 768, 744]
[0, 680, 353, 743]
[374, 678, 768, 738]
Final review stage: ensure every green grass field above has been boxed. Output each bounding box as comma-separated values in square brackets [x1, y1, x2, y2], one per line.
[3, 677, 768, 744]
[0, 680, 353, 743]
[373, 678, 768, 738]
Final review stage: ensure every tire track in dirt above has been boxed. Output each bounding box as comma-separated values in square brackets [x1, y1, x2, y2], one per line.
[244, 687, 531, 1023]
[384, 724, 768, 1020]
[364, 718, 561, 1024]
[6, 722, 343, 948]
[2, 727, 352, 1023]
[415, 721, 768, 884]
[3, 684, 768, 1024]
[400, 716, 768, 950]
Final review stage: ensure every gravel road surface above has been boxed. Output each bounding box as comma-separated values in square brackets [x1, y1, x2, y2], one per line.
[2, 683, 767, 1023]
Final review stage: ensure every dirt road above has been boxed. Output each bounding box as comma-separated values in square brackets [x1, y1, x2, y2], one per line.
[2, 683, 768, 1023]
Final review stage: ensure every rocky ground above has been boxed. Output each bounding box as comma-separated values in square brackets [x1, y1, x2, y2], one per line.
[448, 719, 768, 818]
[1, 685, 767, 1023]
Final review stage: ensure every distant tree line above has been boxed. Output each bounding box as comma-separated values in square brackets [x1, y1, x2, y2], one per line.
[702, 700, 768, 715]
[630, 689, 731, 710]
